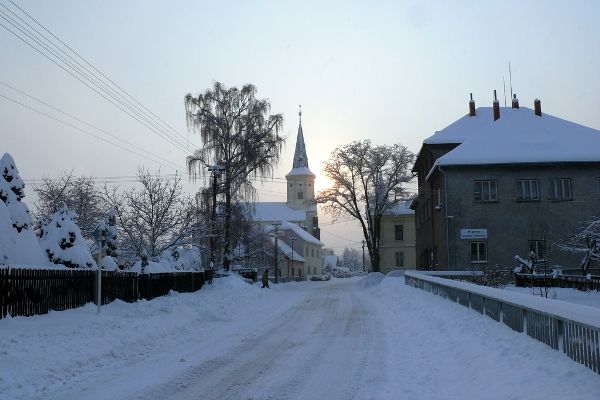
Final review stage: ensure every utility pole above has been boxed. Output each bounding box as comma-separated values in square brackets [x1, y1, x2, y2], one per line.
[207, 164, 224, 270]
[290, 237, 296, 279]
[362, 240, 366, 273]
[272, 222, 282, 284]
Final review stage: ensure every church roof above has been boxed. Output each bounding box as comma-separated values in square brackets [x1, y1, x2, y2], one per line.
[250, 202, 307, 223]
[286, 110, 316, 177]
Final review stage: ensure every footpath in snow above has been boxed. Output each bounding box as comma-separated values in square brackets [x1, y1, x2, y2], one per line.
[1, 274, 599, 400]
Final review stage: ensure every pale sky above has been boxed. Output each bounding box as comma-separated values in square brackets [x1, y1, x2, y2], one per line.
[1, 0, 599, 252]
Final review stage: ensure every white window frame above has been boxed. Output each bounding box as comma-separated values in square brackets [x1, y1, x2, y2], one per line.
[470, 241, 487, 263]
[548, 178, 572, 201]
[474, 180, 497, 202]
[516, 179, 539, 201]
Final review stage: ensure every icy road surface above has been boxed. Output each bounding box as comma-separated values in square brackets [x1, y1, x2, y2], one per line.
[1, 274, 599, 400]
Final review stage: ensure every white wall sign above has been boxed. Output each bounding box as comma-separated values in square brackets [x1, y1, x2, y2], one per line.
[460, 229, 487, 240]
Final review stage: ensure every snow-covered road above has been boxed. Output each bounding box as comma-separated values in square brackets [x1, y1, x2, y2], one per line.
[1, 275, 599, 400]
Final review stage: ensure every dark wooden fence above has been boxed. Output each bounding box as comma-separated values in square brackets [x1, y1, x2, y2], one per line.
[0, 268, 204, 319]
[515, 273, 600, 291]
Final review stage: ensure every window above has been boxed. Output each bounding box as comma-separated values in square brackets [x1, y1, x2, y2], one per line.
[395, 251, 404, 268]
[474, 180, 497, 202]
[305, 247, 308, 256]
[516, 179, 539, 201]
[549, 178, 571, 201]
[470, 242, 487, 263]
[298, 190, 303, 199]
[528, 240, 546, 261]
[311, 248, 314, 257]
[394, 224, 404, 241]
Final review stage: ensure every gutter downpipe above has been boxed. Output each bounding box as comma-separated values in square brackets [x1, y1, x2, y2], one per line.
[439, 166, 452, 271]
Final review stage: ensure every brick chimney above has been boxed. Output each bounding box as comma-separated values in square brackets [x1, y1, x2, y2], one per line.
[534, 99, 542, 116]
[493, 90, 500, 121]
[511, 94, 519, 109]
[469, 93, 476, 116]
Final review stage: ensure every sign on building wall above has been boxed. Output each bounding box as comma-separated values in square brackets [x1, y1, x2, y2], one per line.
[460, 229, 487, 239]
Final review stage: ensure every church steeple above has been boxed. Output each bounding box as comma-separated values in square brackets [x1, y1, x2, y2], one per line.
[293, 105, 309, 169]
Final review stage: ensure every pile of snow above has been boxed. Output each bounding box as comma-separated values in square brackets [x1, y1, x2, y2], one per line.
[358, 272, 386, 287]
[38, 206, 95, 269]
[0, 153, 47, 266]
[215, 274, 254, 290]
[129, 259, 172, 273]
[99, 255, 118, 271]
[386, 269, 406, 277]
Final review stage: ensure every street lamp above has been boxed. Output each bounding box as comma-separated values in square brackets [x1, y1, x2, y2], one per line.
[207, 164, 224, 269]
[290, 237, 296, 280]
[271, 222, 282, 284]
[362, 240, 366, 273]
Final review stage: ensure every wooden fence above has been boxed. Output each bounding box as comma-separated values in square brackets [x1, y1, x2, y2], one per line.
[0, 268, 204, 319]
[405, 271, 600, 375]
[515, 273, 600, 291]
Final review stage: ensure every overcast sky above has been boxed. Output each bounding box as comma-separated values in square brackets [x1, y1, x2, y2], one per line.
[1, 0, 599, 252]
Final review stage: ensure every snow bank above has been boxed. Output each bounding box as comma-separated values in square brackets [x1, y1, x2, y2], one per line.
[358, 272, 386, 287]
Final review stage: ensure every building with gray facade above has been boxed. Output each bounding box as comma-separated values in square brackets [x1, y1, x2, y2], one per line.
[411, 95, 600, 271]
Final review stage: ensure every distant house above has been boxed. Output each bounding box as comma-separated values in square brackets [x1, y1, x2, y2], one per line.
[378, 202, 416, 274]
[411, 94, 600, 270]
[278, 221, 324, 277]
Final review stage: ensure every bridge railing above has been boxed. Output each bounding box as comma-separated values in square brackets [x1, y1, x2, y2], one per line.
[405, 271, 600, 375]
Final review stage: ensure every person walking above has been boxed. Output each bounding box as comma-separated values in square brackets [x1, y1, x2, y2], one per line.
[261, 268, 270, 289]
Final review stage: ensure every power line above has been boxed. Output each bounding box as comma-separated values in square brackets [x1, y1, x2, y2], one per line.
[0, 3, 192, 154]
[0, 81, 185, 171]
[0, 92, 184, 172]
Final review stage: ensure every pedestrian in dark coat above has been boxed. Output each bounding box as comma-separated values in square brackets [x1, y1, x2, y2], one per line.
[261, 269, 270, 288]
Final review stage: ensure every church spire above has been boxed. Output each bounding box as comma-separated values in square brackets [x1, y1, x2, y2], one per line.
[293, 105, 309, 169]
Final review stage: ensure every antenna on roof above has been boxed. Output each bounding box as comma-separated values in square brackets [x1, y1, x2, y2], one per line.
[509, 61, 513, 100]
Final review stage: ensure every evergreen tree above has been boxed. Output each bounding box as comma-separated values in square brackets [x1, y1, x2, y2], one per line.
[39, 206, 95, 268]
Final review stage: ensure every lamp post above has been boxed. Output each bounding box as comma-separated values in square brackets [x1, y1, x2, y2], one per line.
[271, 222, 282, 284]
[207, 164, 224, 269]
[290, 237, 296, 279]
[362, 239, 366, 273]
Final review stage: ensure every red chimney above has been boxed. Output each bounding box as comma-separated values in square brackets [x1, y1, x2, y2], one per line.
[534, 99, 542, 116]
[493, 90, 500, 121]
[469, 93, 476, 116]
[511, 94, 519, 109]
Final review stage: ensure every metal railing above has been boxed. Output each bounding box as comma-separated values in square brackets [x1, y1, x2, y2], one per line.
[405, 271, 600, 375]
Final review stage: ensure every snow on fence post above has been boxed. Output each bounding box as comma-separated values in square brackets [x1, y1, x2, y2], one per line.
[405, 271, 600, 375]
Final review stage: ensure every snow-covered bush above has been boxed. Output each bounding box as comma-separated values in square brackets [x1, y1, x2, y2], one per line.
[162, 246, 202, 271]
[0, 153, 47, 266]
[38, 206, 95, 269]
[559, 217, 600, 276]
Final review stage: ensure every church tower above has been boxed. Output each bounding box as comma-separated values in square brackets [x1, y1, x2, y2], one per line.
[286, 106, 320, 239]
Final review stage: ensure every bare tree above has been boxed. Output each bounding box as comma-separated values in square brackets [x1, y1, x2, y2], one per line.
[559, 217, 600, 276]
[33, 172, 103, 239]
[103, 170, 196, 268]
[317, 140, 414, 272]
[184, 82, 284, 270]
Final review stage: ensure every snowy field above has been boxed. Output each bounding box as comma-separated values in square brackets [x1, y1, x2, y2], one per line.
[1, 275, 599, 400]
[503, 284, 600, 309]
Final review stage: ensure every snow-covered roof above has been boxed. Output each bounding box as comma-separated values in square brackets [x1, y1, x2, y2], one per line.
[424, 107, 500, 145]
[251, 202, 306, 222]
[384, 202, 415, 216]
[281, 221, 324, 246]
[274, 239, 305, 262]
[435, 107, 600, 167]
[424, 106, 600, 180]
[285, 166, 315, 177]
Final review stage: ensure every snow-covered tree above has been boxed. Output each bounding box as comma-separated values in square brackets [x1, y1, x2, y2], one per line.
[317, 140, 414, 272]
[342, 247, 362, 272]
[559, 217, 600, 276]
[33, 172, 104, 240]
[0, 153, 47, 266]
[38, 206, 95, 269]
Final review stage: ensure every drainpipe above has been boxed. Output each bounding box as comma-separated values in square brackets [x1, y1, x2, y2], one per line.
[439, 166, 451, 270]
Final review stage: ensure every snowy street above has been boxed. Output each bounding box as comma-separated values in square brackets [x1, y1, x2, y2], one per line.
[1, 275, 599, 400]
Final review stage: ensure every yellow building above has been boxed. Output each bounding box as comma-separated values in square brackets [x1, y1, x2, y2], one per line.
[379, 203, 416, 274]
